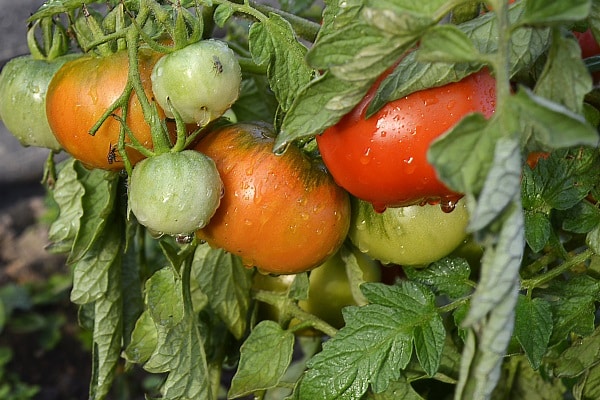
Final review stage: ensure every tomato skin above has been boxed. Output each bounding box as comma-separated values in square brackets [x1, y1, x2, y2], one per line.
[194, 123, 351, 275]
[151, 39, 242, 125]
[128, 150, 223, 236]
[46, 49, 163, 170]
[575, 29, 600, 59]
[349, 197, 469, 266]
[316, 69, 496, 211]
[0, 54, 80, 150]
[252, 246, 381, 331]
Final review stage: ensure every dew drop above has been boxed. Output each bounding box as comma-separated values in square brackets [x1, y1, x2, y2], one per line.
[175, 233, 194, 244]
[440, 198, 457, 213]
[273, 141, 289, 156]
[372, 203, 387, 213]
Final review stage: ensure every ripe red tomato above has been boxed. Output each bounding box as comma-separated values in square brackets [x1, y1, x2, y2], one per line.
[46, 49, 164, 170]
[194, 123, 351, 275]
[316, 69, 496, 211]
[574, 29, 600, 83]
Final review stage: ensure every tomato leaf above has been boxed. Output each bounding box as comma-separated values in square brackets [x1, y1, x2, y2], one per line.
[47, 159, 85, 254]
[538, 275, 600, 344]
[298, 282, 443, 399]
[229, 320, 295, 398]
[455, 204, 523, 399]
[368, 4, 551, 116]
[519, 0, 591, 26]
[191, 245, 253, 340]
[404, 257, 472, 299]
[523, 211, 552, 253]
[249, 13, 313, 114]
[551, 325, 600, 378]
[367, 376, 424, 400]
[143, 267, 212, 400]
[124, 310, 157, 364]
[558, 201, 600, 234]
[534, 31, 592, 114]
[89, 244, 123, 400]
[514, 295, 553, 370]
[68, 162, 119, 265]
[213, 3, 234, 27]
[416, 24, 486, 64]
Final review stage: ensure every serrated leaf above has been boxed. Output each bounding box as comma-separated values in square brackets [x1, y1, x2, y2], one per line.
[298, 282, 443, 399]
[368, 3, 551, 115]
[229, 321, 295, 398]
[455, 204, 524, 400]
[124, 310, 158, 364]
[145, 267, 185, 330]
[559, 201, 600, 234]
[249, 13, 313, 113]
[70, 216, 122, 305]
[514, 296, 553, 370]
[534, 30, 592, 114]
[552, 326, 600, 378]
[417, 24, 485, 64]
[367, 376, 424, 400]
[89, 242, 123, 400]
[520, 0, 591, 26]
[413, 315, 446, 377]
[468, 137, 522, 231]
[404, 258, 472, 299]
[192, 245, 252, 340]
[511, 87, 599, 149]
[47, 159, 84, 253]
[68, 163, 118, 265]
[523, 210, 552, 252]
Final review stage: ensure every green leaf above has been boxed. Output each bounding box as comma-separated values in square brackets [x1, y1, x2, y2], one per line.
[551, 325, 600, 378]
[124, 310, 157, 364]
[191, 245, 253, 340]
[68, 163, 119, 264]
[213, 3, 234, 27]
[520, 0, 591, 26]
[143, 267, 212, 399]
[89, 229, 124, 400]
[427, 113, 500, 196]
[491, 356, 566, 400]
[70, 214, 123, 305]
[229, 321, 295, 398]
[558, 201, 600, 234]
[249, 13, 313, 113]
[534, 30, 592, 114]
[575, 362, 600, 400]
[47, 159, 85, 253]
[367, 376, 424, 400]
[511, 87, 599, 150]
[417, 24, 485, 64]
[539, 275, 600, 343]
[298, 282, 444, 399]
[403, 257, 472, 299]
[456, 204, 524, 400]
[232, 77, 278, 123]
[587, 224, 600, 253]
[513, 295, 553, 370]
[523, 211, 552, 253]
[368, 4, 551, 116]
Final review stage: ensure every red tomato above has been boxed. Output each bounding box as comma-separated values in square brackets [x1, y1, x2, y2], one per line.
[46, 49, 164, 170]
[316, 69, 496, 211]
[195, 123, 351, 275]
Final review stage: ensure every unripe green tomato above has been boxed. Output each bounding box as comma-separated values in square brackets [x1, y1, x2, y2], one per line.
[253, 247, 381, 333]
[349, 197, 469, 266]
[151, 39, 241, 126]
[0, 53, 80, 150]
[128, 150, 223, 236]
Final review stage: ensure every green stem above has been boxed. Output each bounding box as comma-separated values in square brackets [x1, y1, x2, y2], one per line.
[437, 295, 471, 314]
[253, 290, 338, 337]
[250, 2, 320, 42]
[521, 249, 594, 290]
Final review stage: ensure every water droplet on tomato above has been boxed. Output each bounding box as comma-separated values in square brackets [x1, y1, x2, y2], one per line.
[447, 100, 456, 110]
[372, 203, 387, 213]
[273, 141, 289, 156]
[148, 229, 164, 239]
[355, 219, 367, 231]
[440, 198, 458, 213]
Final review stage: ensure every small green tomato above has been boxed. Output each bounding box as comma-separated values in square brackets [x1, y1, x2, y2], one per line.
[349, 197, 470, 266]
[151, 39, 241, 126]
[128, 150, 223, 236]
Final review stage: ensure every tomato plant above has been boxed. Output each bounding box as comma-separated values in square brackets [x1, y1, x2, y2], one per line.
[7, 1, 600, 400]
[151, 39, 242, 126]
[46, 49, 163, 170]
[349, 197, 470, 266]
[316, 68, 496, 211]
[127, 150, 223, 237]
[194, 122, 350, 274]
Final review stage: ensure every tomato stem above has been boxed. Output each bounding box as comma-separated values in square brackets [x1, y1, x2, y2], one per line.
[521, 248, 594, 291]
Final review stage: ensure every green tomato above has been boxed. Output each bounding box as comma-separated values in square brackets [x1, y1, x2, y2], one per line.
[128, 150, 223, 236]
[349, 197, 469, 266]
[151, 39, 242, 126]
[0, 54, 79, 150]
[253, 246, 381, 332]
